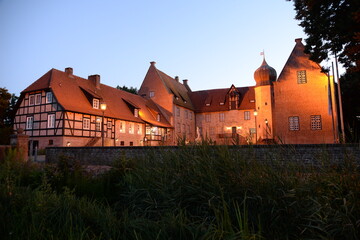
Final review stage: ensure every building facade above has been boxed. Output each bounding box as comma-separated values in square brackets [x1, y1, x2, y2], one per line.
[14, 38, 338, 149]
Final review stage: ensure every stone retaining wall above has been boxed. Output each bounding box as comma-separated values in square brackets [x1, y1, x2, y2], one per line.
[46, 144, 360, 166]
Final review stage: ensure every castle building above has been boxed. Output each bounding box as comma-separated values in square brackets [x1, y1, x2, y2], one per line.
[13, 38, 338, 150]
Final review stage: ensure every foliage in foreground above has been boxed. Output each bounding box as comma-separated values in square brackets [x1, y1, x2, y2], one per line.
[0, 146, 359, 239]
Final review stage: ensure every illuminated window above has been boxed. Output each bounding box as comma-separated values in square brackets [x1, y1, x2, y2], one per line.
[93, 99, 100, 109]
[205, 114, 211, 122]
[120, 121, 125, 133]
[149, 91, 155, 98]
[289, 116, 300, 131]
[297, 70, 307, 84]
[35, 94, 41, 105]
[134, 109, 139, 117]
[137, 124, 142, 134]
[129, 122, 134, 134]
[46, 92, 53, 103]
[47, 114, 55, 128]
[219, 113, 225, 122]
[83, 118, 90, 130]
[95, 117, 101, 131]
[107, 120, 112, 129]
[244, 111, 250, 120]
[29, 95, 35, 106]
[26, 116, 33, 129]
[311, 115, 322, 130]
[157, 114, 161, 122]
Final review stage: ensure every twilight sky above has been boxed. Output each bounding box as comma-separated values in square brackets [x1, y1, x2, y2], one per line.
[0, 0, 306, 96]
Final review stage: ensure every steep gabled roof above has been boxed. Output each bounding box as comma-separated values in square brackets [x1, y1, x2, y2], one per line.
[277, 38, 323, 81]
[189, 86, 255, 113]
[155, 68, 194, 110]
[21, 68, 172, 128]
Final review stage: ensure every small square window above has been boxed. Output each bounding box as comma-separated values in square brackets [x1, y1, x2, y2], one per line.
[134, 109, 139, 117]
[149, 91, 155, 98]
[297, 70, 307, 84]
[289, 116, 300, 131]
[311, 115, 322, 130]
[120, 141, 124, 146]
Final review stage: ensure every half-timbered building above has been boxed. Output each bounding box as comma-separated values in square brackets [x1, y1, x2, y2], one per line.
[14, 67, 172, 150]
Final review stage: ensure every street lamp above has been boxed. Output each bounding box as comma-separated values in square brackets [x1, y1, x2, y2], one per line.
[100, 102, 107, 147]
[253, 110, 258, 144]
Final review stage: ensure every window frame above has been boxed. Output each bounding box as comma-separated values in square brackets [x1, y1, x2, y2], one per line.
[47, 113, 55, 128]
[29, 95, 35, 106]
[219, 112, 225, 122]
[310, 115, 322, 130]
[26, 116, 33, 129]
[297, 70, 307, 84]
[46, 92, 53, 103]
[205, 114, 211, 123]
[244, 111, 250, 120]
[35, 93, 42, 105]
[289, 116, 300, 131]
[93, 98, 100, 109]
[83, 118, 90, 130]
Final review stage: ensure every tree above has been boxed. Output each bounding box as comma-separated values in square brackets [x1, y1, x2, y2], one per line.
[288, 0, 360, 72]
[116, 85, 138, 95]
[341, 71, 360, 141]
[0, 88, 18, 144]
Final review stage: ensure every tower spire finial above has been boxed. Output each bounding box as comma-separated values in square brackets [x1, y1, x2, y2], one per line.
[260, 50, 265, 61]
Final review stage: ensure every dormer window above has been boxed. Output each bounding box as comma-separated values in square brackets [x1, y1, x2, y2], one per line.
[134, 109, 139, 117]
[220, 102, 224, 105]
[93, 98, 100, 109]
[229, 91, 239, 110]
[206, 103, 210, 106]
[157, 114, 161, 121]
[149, 91, 155, 98]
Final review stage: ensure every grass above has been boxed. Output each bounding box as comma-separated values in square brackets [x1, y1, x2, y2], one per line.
[0, 145, 359, 239]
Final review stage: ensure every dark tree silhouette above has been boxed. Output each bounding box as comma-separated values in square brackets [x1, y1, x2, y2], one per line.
[116, 85, 138, 95]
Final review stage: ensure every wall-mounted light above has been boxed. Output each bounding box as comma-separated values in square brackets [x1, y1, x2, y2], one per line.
[66, 142, 71, 147]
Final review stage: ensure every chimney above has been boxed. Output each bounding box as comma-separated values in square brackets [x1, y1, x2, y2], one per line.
[88, 74, 101, 89]
[65, 67, 73, 75]
[182, 79, 192, 92]
[150, 61, 156, 66]
[175, 76, 179, 82]
[295, 38, 302, 43]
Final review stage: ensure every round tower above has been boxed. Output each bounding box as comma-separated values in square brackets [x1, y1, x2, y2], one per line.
[254, 57, 277, 144]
